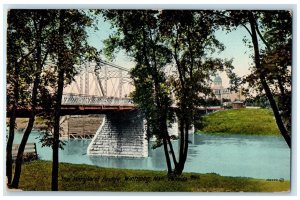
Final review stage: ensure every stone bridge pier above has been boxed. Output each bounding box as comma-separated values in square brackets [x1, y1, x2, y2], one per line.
[87, 110, 148, 157]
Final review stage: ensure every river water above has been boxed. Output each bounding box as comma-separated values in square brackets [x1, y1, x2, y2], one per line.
[13, 130, 290, 180]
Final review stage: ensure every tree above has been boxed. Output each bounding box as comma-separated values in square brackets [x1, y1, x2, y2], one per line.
[160, 10, 234, 174]
[244, 95, 270, 108]
[248, 11, 291, 148]
[252, 11, 292, 136]
[6, 10, 36, 185]
[103, 10, 235, 175]
[245, 11, 291, 148]
[48, 9, 93, 191]
[223, 10, 291, 148]
[7, 9, 94, 190]
[10, 10, 53, 189]
[103, 10, 175, 174]
[206, 98, 221, 106]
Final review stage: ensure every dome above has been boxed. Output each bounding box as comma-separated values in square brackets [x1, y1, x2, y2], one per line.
[213, 75, 222, 83]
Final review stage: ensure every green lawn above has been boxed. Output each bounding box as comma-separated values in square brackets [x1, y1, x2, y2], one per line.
[15, 160, 289, 192]
[198, 108, 280, 135]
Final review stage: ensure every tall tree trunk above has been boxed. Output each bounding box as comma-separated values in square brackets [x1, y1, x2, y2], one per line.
[52, 10, 65, 191]
[173, 30, 190, 174]
[11, 116, 35, 188]
[52, 69, 65, 191]
[166, 133, 178, 168]
[6, 105, 17, 186]
[162, 137, 172, 174]
[182, 121, 190, 165]
[140, 19, 173, 174]
[6, 111, 16, 186]
[160, 112, 173, 174]
[176, 118, 185, 173]
[6, 63, 20, 185]
[175, 119, 190, 175]
[248, 11, 291, 148]
[11, 35, 42, 188]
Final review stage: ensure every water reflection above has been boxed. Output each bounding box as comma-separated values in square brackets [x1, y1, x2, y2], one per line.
[13, 130, 290, 180]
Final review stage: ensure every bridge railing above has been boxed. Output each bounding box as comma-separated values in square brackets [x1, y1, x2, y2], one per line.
[62, 94, 134, 106]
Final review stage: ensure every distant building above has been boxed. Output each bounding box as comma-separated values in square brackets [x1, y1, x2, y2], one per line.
[232, 100, 245, 109]
[211, 75, 245, 103]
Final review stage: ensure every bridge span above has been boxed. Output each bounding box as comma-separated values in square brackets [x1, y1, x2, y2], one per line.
[7, 59, 223, 117]
[8, 94, 222, 117]
[7, 60, 223, 158]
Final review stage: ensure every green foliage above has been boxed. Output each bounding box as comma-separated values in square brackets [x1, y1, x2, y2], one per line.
[244, 95, 270, 108]
[103, 10, 241, 173]
[198, 108, 280, 135]
[103, 10, 175, 141]
[159, 10, 238, 131]
[206, 98, 221, 106]
[6, 10, 99, 189]
[7, 10, 42, 107]
[229, 11, 292, 136]
[23, 10, 95, 148]
[151, 139, 163, 149]
[17, 161, 290, 192]
[7, 9, 96, 129]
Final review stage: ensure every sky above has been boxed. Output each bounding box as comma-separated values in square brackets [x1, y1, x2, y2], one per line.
[86, 14, 254, 88]
[87, 17, 136, 69]
[213, 28, 253, 87]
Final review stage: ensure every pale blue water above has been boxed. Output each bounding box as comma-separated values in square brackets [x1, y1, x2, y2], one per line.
[13, 130, 290, 180]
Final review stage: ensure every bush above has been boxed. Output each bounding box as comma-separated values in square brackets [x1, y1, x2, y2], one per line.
[23, 153, 38, 162]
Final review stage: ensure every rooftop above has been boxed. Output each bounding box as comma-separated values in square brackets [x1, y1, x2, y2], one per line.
[213, 75, 222, 83]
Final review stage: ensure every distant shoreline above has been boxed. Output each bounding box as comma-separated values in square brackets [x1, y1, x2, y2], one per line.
[6, 118, 47, 132]
[8, 108, 281, 136]
[196, 108, 280, 136]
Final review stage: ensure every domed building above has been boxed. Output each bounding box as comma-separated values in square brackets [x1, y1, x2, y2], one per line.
[211, 75, 244, 103]
[212, 75, 222, 89]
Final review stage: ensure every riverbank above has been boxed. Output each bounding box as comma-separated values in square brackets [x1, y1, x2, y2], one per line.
[197, 108, 280, 135]
[6, 118, 47, 131]
[14, 160, 289, 192]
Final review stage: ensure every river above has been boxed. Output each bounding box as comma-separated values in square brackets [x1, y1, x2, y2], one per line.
[13, 130, 290, 180]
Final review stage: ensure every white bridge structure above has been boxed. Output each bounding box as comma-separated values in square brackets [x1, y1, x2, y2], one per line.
[62, 94, 133, 106]
[60, 60, 148, 158]
[59, 60, 195, 157]
[62, 60, 135, 107]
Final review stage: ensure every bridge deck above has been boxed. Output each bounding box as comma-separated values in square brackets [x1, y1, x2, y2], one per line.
[7, 93, 223, 118]
[7, 104, 137, 118]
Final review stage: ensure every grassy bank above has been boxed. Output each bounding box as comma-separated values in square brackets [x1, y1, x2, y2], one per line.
[6, 117, 47, 130]
[198, 108, 280, 135]
[15, 160, 289, 192]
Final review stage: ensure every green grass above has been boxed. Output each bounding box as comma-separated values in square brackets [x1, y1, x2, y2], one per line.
[16, 160, 289, 192]
[198, 108, 280, 135]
